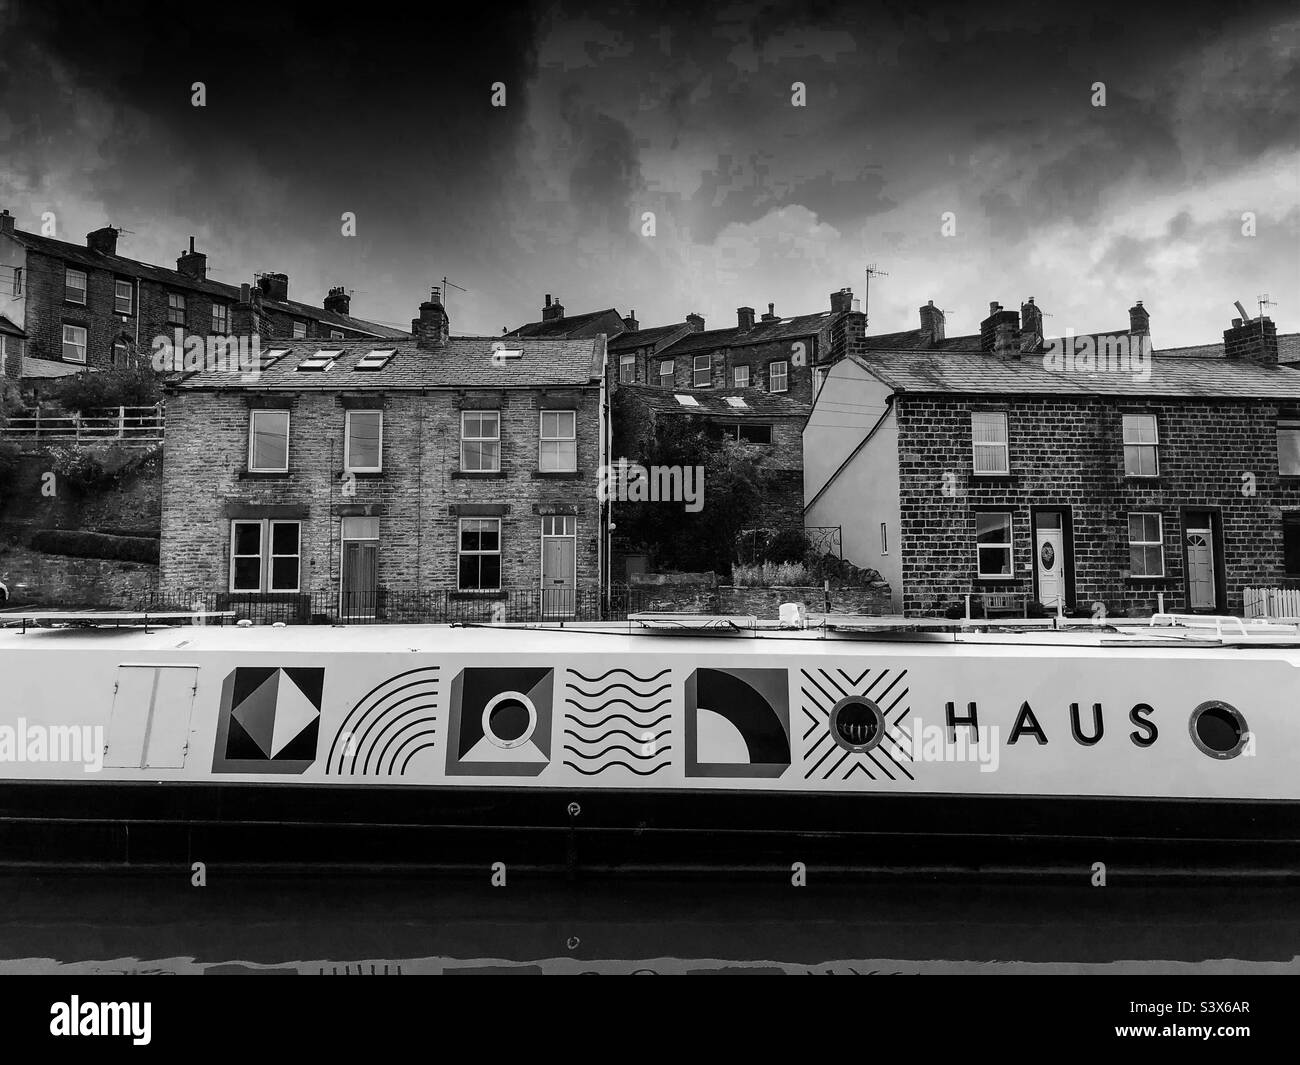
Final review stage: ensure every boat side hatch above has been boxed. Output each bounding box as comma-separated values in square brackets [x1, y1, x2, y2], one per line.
[104, 665, 200, 769]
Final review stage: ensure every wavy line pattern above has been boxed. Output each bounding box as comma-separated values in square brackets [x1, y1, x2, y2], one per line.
[562, 667, 673, 777]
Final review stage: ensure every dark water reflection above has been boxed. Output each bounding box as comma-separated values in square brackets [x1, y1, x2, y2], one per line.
[0, 874, 1296, 974]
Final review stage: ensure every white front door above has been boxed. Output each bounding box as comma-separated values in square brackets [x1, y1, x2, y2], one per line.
[1186, 528, 1215, 609]
[1035, 517, 1064, 609]
[541, 516, 576, 617]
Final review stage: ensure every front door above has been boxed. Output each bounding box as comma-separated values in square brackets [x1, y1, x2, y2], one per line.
[1185, 527, 1215, 610]
[340, 517, 379, 618]
[1035, 512, 1065, 609]
[541, 515, 576, 618]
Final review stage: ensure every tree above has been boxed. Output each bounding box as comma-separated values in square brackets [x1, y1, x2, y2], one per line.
[613, 415, 775, 575]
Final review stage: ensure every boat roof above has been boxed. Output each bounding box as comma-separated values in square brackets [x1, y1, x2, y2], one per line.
[1, 612, 1298, 652]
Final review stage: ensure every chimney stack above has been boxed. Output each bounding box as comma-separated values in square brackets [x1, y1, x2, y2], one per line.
[1019, 298, 1043, 353]
[830, 288, 854, 314]
[919, 300, 946, 345]
[685, 313, 705, 333]
[413, 286, 450, 349]
[622, 309, 639, 331]
[0, 210, 14, 237]
[995, 319, 1020, 359]
[1223, 313, 1279, 364]
[177, 236, 207, 281]
[232, 282, 266, 338]
[86, 226, 119, 256]
[257, 272, 289, 302]
[980, 301, 1020, 353]
[761, 302, 778, 322]
[542, 294, 565, 321]
[1128, 301, 1150, 339]
[323, 286, 351, 316]
[737, 306, 755, 331]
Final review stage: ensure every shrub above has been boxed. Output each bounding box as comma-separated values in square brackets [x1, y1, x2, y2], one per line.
[31, 528, 160, 564]
[44, 443, 160, 494]
[53, 364, 164, 413]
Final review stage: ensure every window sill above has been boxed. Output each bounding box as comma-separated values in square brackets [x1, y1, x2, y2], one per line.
[452, 470, 507, 479]
[1124, 576, 1170, 584]
[1122, 477, 1163, 485]
[532, 470, 583, 479]
[1279, 475, 1300, 484]
[970, 472, 1014, 482]
[240, 470, 292, 480]
[973, 576, 1020, 585]
[449, 590, 507, 601]
[341, 470, 384, 479]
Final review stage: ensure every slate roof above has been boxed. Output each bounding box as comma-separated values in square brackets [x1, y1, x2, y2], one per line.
[170, 336, 605, 391]
[0, 313, 25, 337]
[509, 308, 625, 339]
[658, 310, 841, 356]
[11, 229, 407, 338]
[608, 323, 690, 352]
[616, 383, 810, 418]
[20, 355, 89, 378]
[851, 351, 1300, 400]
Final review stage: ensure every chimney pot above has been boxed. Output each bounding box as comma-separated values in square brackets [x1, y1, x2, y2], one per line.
[323, 285, 352, 317]
[415, 287, 450, 349]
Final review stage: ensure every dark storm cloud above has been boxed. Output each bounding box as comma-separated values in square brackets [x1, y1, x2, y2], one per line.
[0, 0, 1294, 343]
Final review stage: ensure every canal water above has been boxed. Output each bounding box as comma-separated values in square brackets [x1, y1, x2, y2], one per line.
[0, 873, 1296, 974]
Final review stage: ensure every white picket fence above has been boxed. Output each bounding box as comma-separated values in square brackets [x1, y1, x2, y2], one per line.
[1243, 586, 1300, 620]
[0, 404, 164, 446]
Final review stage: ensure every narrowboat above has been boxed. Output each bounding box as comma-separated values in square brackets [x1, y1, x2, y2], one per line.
[0, 610, 1297, 872]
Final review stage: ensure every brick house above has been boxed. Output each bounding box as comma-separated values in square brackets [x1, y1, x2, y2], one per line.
[159, 290, 608, 619]
[805, 299, 1300, 617]
[508, 295, 628, 342]
[0, 208, 406, 381]
[0, 314, 26, 380]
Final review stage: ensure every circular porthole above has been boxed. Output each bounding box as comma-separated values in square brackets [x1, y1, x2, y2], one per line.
[1188, 701, 1249, 760]
[829, 696, 886, 753]
[482, 691, 537, 749]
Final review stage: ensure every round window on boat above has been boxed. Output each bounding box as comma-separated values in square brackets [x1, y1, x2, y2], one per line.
[482, 692, 538, 750]
[1188, 701, 1249, 760]
[829, 696, 886, 753]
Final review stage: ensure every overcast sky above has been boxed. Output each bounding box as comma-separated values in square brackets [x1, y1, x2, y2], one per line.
[0, 0, 1296, 345]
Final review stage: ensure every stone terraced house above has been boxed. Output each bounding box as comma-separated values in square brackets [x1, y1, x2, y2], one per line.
[805, 298, 1300, 617]
[159, 290, 608, 620]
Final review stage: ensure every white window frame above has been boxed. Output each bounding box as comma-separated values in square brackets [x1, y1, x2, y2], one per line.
[64, 267, 87, 305]
[692, 354, 711, 388]
[292, 320, 307, 339]
[228, 519, 301, 593]
[1279, 418, 1300, 477]
[458, 517, 502, 592]
[330, 329, 344, 340]
[1122, 414, 1160, 478]
[768, 360, 788, 393]
[344, 410, 383, 473]
[881, 522, 889, 556]
[619, 354, 635, 383]
[1128, 511, 1165, 578]
[734, 364, 751, 388]
[658, 359, 674, 387]
[972, 411, 1009, 475]
[62, 324, 87, 363]
[247, 409, 290, 473]
[539, 410, 577, 473]
[975, 511, 1014, 578]
[114, 279, 134, 316]
[211, 302, 229, 334]
[460, 410, 501, 472]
